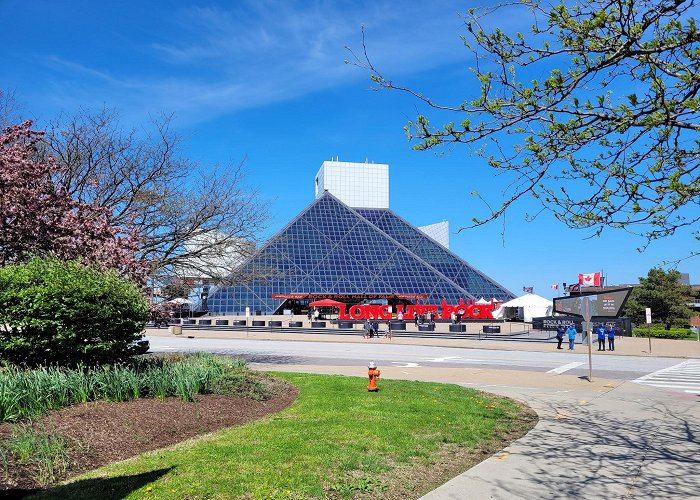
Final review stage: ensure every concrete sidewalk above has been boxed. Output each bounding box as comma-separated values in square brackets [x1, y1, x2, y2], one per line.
[421, 381, 700, 499]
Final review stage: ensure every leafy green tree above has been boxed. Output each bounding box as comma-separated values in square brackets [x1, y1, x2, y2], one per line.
[624, 268, 694, 327]
[353, 0, 699, 253]
[0, 258, 149, 367]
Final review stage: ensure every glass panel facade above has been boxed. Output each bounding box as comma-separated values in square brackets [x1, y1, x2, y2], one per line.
[356, 208, 514, 301]
[207, 193, 515, 315]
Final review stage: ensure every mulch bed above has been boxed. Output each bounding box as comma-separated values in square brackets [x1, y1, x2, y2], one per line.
[0, 386, 298, 496]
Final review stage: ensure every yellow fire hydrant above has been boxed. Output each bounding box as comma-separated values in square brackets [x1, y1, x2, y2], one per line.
[367, 361, 380, 392]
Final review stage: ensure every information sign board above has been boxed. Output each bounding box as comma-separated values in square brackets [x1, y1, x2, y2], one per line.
[553, 288, 633, 318]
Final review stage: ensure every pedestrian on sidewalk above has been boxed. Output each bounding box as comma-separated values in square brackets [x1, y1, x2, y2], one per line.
[363, 319, 371, 339]
[555, 325, 565, 349]
[596, 324, 606, 351]
[384, 320, 392, 339]
[606, 324, 616, 351]
[566, 324, 577, 350]
[372, 320, 379, 339]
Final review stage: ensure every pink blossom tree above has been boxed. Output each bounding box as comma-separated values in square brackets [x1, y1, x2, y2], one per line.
[0, 121, 148, 281]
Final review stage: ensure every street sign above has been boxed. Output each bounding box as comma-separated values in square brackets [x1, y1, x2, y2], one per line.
[645, 308, 652, 324]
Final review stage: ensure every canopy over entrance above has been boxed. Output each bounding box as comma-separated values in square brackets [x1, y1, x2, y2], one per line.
[308, 299, 346, 307]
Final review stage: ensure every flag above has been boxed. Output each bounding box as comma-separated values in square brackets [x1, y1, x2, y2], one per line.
[523, 286, 533, 293]
[569, 283, 581, 292]
[550, 284, 559, 290]
[578, 272, 601, 286]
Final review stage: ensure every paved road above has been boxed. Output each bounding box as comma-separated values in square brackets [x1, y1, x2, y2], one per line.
[147, 335, 683, 382]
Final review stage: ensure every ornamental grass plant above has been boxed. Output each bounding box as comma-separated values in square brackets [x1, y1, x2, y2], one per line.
[0, 353, 250, 423]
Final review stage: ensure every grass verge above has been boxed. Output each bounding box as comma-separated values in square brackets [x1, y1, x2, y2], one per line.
[33, 373, 537, 500]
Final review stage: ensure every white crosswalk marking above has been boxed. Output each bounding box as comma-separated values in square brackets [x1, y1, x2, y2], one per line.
[633, 360, 700, 394]
[547, 361, 584, 374]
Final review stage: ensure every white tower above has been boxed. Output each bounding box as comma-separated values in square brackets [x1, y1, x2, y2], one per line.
[315, 160, 389, 209]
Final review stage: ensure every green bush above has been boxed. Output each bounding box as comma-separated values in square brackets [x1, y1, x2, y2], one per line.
[632, 327, 693, 339]
[0, 258, 149, 367]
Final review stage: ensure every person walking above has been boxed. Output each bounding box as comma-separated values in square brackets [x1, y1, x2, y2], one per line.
[596, 324, 606, 351]
[555, 325, 565, 349]
[384, 320, 392, 339]
[566, 324, 577, 350]
[363, 319, 371, 339]
[372, 320, 379, 339]
[606, 324, 616, 351]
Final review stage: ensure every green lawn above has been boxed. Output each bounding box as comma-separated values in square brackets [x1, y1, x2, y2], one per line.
[32, 373, 535, 499]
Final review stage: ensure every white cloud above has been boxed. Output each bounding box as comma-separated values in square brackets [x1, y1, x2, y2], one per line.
[35, 0, 496, 124]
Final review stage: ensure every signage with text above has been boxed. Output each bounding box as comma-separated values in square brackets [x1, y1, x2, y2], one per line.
[338, 298, 497, 321]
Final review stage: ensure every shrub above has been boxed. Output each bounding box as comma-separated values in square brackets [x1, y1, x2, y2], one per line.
[632, 327, 693, 339]
[0, 258, 149, 367]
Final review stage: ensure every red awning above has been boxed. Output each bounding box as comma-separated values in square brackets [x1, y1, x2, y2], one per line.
[308, 299, 346, 307]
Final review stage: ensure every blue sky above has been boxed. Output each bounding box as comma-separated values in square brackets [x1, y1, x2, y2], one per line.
[1, 0, 697, 298]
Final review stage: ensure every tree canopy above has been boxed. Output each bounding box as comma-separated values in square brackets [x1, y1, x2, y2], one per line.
[41, 108, 268, 281]
[352, 0, 699, 254]
[0, 121, 146, 280]
[624, 268, 695, 327]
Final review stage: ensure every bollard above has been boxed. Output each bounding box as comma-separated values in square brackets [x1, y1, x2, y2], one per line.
[367, 361, 380, 392]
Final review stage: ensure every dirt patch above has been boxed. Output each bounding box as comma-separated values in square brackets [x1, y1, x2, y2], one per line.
[0, 386, 298, 496]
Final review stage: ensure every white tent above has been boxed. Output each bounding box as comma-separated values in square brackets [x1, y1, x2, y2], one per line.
[167, 298, 193, 305]
[475, 297, 491, 305]
[492, 294, 552, 322]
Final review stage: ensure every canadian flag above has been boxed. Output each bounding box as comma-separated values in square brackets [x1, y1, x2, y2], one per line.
[578, 272, 601, 286]
[550, 284, 559, 290]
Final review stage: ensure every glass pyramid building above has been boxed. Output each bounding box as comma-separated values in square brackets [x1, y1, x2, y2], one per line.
[206, 190, 515, 315]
